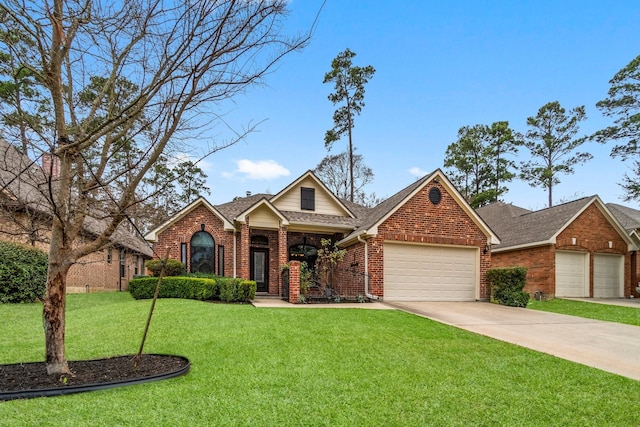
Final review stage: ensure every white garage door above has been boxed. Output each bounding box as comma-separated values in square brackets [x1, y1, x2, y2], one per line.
[383, 242, 477, 301]
[594, 254, 623, 298]
[555, 251, 589, 297]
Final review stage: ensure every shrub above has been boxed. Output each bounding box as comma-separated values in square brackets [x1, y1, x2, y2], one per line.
[486, 267, 529, 307]
[129, 276, 217, 301]
[218, 277, 256, 302]
[145, 259, 185, 277]
[0, 241, 48, 303]
[128, 276, 255, 302]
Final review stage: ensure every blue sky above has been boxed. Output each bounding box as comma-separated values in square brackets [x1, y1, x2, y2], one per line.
[194, 0, 640, 210]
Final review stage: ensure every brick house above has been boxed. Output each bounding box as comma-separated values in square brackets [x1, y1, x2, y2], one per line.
[476, 197, 637, 299]
[146, 169, 499, 302]
[0, 139, 152, 292]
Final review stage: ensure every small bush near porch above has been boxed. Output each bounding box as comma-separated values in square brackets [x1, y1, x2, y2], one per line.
[0, 293, 637, 425]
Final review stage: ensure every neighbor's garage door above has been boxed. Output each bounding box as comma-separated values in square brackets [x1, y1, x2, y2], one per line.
[383, 242, 477, 301]
[593, 254, 623, 298]
[555, 251, 589, 297]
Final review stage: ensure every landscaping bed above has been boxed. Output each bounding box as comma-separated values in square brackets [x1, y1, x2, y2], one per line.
[0, 354, 189, 401]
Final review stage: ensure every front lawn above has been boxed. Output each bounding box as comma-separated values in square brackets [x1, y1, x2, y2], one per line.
[528, 298, 640, 326]
[0, 293, 638, 426]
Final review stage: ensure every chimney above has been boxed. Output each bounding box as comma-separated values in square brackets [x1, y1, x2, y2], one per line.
[42, 153, 60, 179]
[246, 191, 252, 197]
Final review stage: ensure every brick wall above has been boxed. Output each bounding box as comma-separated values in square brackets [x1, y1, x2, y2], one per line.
[337, 241, 367, 297]
[67, 249, 143, 292]
[153, 204, 235, 276]
[491, 245, 555, 296]
[342, 182, 491, 300]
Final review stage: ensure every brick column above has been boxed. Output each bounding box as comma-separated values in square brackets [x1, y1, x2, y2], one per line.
[278, 225, 288, 296]
[289, 260, 300, 304]
[239, 221, 250, 280]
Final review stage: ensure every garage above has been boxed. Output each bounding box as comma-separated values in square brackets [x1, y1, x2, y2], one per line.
[383, 242, 478, 301]
[593, 254, 624, 298]
[555, 251, 589, 297]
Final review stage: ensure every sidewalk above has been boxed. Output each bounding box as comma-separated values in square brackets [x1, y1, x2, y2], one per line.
[252, 297, 394, 309]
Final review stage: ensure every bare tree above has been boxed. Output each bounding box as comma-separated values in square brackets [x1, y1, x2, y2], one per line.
[315, 151, 381, 206]
[0, 0, 313, 375]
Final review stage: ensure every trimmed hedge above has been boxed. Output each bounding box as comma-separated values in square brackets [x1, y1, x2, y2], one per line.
[486, 267, 530, 308]
[128, 276, 256, 303]
[0, 240, 48, 303]
[145, 259, 186, 277]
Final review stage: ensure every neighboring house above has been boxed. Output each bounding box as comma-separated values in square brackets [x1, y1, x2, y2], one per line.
[476, 197, 637, 299]
[0, 139, 152, 292]
[146, 169, 499, 302]
[607, 203, 640, 296]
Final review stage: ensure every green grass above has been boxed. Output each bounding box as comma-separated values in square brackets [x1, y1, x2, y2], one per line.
[1, 293, 639, 426]
[528, 299, 640, 326]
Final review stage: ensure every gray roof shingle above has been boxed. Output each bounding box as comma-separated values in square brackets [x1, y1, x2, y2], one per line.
[476, 198, 594, 250]
[607, 203, 640, 231]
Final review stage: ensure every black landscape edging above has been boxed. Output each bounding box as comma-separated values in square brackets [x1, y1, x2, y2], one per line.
[0, 354, 190, 402]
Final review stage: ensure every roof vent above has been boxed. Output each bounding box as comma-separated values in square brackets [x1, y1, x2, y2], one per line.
[246, 191, 252, 197]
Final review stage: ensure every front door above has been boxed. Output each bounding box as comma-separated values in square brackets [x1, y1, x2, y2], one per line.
[251, 249, 269, 293]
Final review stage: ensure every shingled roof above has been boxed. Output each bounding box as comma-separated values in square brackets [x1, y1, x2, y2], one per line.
[147, 168, 499, 246]
[476, 197, 633, 251]
[0, 138, 152, 257]
[607, 203, 640, 232]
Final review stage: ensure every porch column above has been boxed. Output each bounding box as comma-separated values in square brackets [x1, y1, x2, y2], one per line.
[278, 225, 288, 296]
[239, 220, 250, 280]
[289, 260, 300, 304]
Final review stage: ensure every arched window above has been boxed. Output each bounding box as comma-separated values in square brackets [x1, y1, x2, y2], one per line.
[190, 231, 215, 274]
[289, 244, 318, 268]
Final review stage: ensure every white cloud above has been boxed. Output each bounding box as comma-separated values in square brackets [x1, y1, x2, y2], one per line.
[408, 166, 428, 178]
[234, 159, 290, 180]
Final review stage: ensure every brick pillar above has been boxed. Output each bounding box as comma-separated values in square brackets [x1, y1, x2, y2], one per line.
[289, 260, 300, 304]
[632, 252, 639, 297]
[239, 221, 250, 280]
[278, 225, 288, 296]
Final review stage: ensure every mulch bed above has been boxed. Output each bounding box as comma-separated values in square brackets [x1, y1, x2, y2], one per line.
[0, 354, 189, 399]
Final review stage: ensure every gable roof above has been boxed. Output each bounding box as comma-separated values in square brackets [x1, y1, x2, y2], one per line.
[145, 196, 235, 242]
[0, 139, 152, 256]
[338, 169, 499, 246]
[476, 197, 635, 252]
[269, 170, 356, 219]
[234, 196, 289, 225]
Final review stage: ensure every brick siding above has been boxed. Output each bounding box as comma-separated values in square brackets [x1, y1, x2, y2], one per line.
[341, 182, 491, 300]
[0, 210, 146, 292]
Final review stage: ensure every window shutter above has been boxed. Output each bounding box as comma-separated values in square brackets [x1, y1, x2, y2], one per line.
[301, 187, 315, 210]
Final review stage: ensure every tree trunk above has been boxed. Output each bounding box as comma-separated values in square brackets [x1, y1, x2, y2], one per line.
[43, 259, 71, 375]
[43, 194, 73, 375]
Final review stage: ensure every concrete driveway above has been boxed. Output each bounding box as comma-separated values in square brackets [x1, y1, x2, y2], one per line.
[387, 301, 640, 381]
